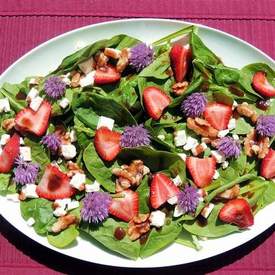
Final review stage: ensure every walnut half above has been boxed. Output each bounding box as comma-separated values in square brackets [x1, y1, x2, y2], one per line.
[172, 81, 189, 96]
[127, 214, 150, 241]
[51, 214, 79, 233]
[187, 117, 219, 138]
[236, 102, 258, 124]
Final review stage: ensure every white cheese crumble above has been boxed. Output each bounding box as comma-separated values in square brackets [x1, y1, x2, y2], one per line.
[232, 134, 239, 140]
[183, 136, 198, 151]
[172, 175, 182, 186]
[70, 173, 86, 190]
[211, 150, 226, 163]
[222, 161, 229, 169]
[30, 96, 43, 112]
[167, 195, 178, 205]
[53, 207, 67, 217]
[69, 130, 77, 143]
[228, 118, 236, 130]
[21, 184, 39, 199]
[85, 180, 100, 192]
[79, 71, 96, 87]
[174, 130, 187, 147]
[19, 147, 32, 161]
[26, 217, 36, 227]
[218, 129, 229, 138]
[149, 210, 166, 228]
[59, 98, 70, 109]
[213, 170, 220, 179]
[201, 203, 215, 219]
[27, 87, 39, 102]
[177, 153, 187, 161]
[173, 205, 185, 217]
[61, 73, 71, 86]
[78, 57, 95, 75]
[0, 98, 10, 113]
[97, 116, 115, 130]
[20, 137, 24, 145]
[61, 144, 77, 160]
[0, 134, 10, 146]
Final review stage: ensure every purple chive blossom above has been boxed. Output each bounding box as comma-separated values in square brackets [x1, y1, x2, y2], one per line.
[181, 92, 207, 118]
[81, 192, 111, 224]
[256, 115, 275, 137]
[177, 185, 200, 214]
[44, 76, 66, 99]
[129, 43, 154, 72]
[13, 158, 39, 185]
[217, 136, 241, 158]
[120, 124, 151, 148]
[41, 133, 61, 153]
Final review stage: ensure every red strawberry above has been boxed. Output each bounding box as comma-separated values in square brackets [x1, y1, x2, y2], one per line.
[143, 86, 171, 120]
[109, 189, 139, 222]
[219, 198, 254, 228]
[260, 148, 275, 179]
[204, 102, 232, 130]
[252, 71, 275, 98]
[94, 65, 121, 85]
[94, 127, 121, 162]
[186, 156, 216, 187]
[15, 100, 51, 137]
[150, 173, 180, 209]
[0, 133, 20, 173]
[36, 164, 75, 200]
[170, 44, 191, 82]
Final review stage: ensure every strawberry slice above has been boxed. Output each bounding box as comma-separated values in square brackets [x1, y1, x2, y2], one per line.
[94, 65, 121, 85]
[169, 44, 191, 82]
[143, 86, 171, 120]
[260, 148, 275, 179]
[252, 71, 275, 97]
[0, 133, 20, 173]
[186, 156, 216, 187]
[36, 164, 75, 200]
[204, 102, 232, 130]
[94, 127, 121, 162]
[109, 189, 139, 222]
[15, 100, 51, 137]
[219, 198, 254, 228]
[150, 173, 180, 209]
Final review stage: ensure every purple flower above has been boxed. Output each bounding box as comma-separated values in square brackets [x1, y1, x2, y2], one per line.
[177, 185, 200, 214]
[13, 158, 39, 185]
[120, 124, 151, 148]
[256, 115, 275, 137]
[41, 133, 61, 153]
[129, 43, 154, 72]
[217, 136, 241, 158]
[181, 92, 207, 118]
[44, 76, 66, 99]
[81, 192, 111, 224]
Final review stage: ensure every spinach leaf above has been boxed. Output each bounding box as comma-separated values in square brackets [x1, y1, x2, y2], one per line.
[267, 99, 275, 115]
[80, 218, 140, 260]
[213, 65, 240, 85]
[229, 151, 247, 176]
[261, 180, 275, 208]
[0, 174, 16, 195]
[175, 229, 198, 250]
[20, 198, 56, 236]
[74, 107, 99, 130]
[47, 225, 79, 248]
[136, 176, 150, 214]
[140, 220, 181, 258]
[73, 117, 94, 149]
[232, 118, 253, 135]
[83, 143, 117, 193]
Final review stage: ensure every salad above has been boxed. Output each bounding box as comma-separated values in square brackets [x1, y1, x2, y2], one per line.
[0, 25, 275, 260]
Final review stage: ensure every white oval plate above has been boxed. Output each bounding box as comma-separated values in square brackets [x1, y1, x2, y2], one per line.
[0, 19, 274, 268]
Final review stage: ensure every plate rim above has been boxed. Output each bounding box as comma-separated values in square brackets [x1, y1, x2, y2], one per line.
[0, 18, 274, 269]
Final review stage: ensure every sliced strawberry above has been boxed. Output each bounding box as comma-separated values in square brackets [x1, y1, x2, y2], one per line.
[260, 148, 275, 179]
[186, 156, 216, 188]
[94, 65, 121, 85]
[169, 44, 191, 82]
[143, 86, 171, 120]
[219, 198, 254, 228]
[150, 173, 180, 209]
[109, 189, 139, 222]
[15, 100, 51, 137]
[204, 102, 232, 130]
[94, 127, 121, 162]
[36, 164, 75, 200]
[252, 71, 275, 98]
[0, 133, 20, 173]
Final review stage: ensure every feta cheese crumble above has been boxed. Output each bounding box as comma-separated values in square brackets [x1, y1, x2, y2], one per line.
[201, 203, 215, 219]
[183, 136, 198, 151]
[149, 210, 166, 228]
[85, 180, 100, 192]
[79, 71, 96, 87]
[0, 98, 10, 113]
[211, 150, 226, 163]
[70, 173, 86, 190]
[0, 134, 10, 146]
[27, 87, 39, 102]
[30, 96, 43, 112]
[61, 144, 77, 160]
[26, 217, 36, 227]
[174, 130, 187, 147]
[59, 97, 70, 109]
[172, 175, 182, 186]
[21, 184, 39, 199]
[19, 147, 32, 161]
[97, 116, 115, 130]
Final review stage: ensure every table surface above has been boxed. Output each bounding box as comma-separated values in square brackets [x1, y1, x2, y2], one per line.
[0, 0, 274, 274]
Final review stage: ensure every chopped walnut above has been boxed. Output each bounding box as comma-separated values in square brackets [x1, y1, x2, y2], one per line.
[191, 143, 206, 156]
[104, 47, 121, 59]
[172, 81, 189, 96]
[187, 117, 219, 138]
[244, 129, 269, 159]
[2, 118, 15, 131]
[236, 103, 258, 124]
[18, 192, 26, 201]
[66, 161, 84, 177]
[215, 184, 240, 200]
[112, 160, 150, 192]
[71, 72, 81, 88]
[51, 214, 79, 233]
[127, 214, 150, 241]
[116, 48, 129, 73]
[96, 52, 109, 68]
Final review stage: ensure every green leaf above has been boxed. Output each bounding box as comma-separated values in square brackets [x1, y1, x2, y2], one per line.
[20, 198, 56, 236]
[267, 99, 275, 115]
[229, 151, 247, 176]
[140, 220, 181, 258]
[136, 176, 150, 214]
[83, 143, 117, 193]
[175, 229, 198, 249]
[47, 225, 79, 248]
[213, 65, 240, 85]
[232, 118, 253, 135]
[80, 218, 140, 260]
[0, 174, 16, 195]
[74, 107, 99, 130]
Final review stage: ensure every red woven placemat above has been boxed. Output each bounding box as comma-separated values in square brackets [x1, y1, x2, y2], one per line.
[0, 1, 274, 274]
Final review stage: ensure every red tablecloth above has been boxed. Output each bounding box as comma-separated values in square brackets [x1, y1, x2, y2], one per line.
[0, 1, 274, 274]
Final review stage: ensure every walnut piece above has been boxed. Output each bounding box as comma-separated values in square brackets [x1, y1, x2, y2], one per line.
[96, 52, 109, 68]
[104, 47, 121, 59]
[2, 118, 15, 131]
[71, 72, 81, 88]
[192, 144, 206, 156]
[236, 102, 258, 124]
[112, 160, 150, 192]
[215, 184, 240, 200]
[116, 48, 129, 73]
[66, 161, 84, 178]
[127, 214, 150, 241]
[187, 117, 219, 138]
[172, 81, 189, 96]
[258, 136, 269, 159]
[51, 214, 79, 233]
